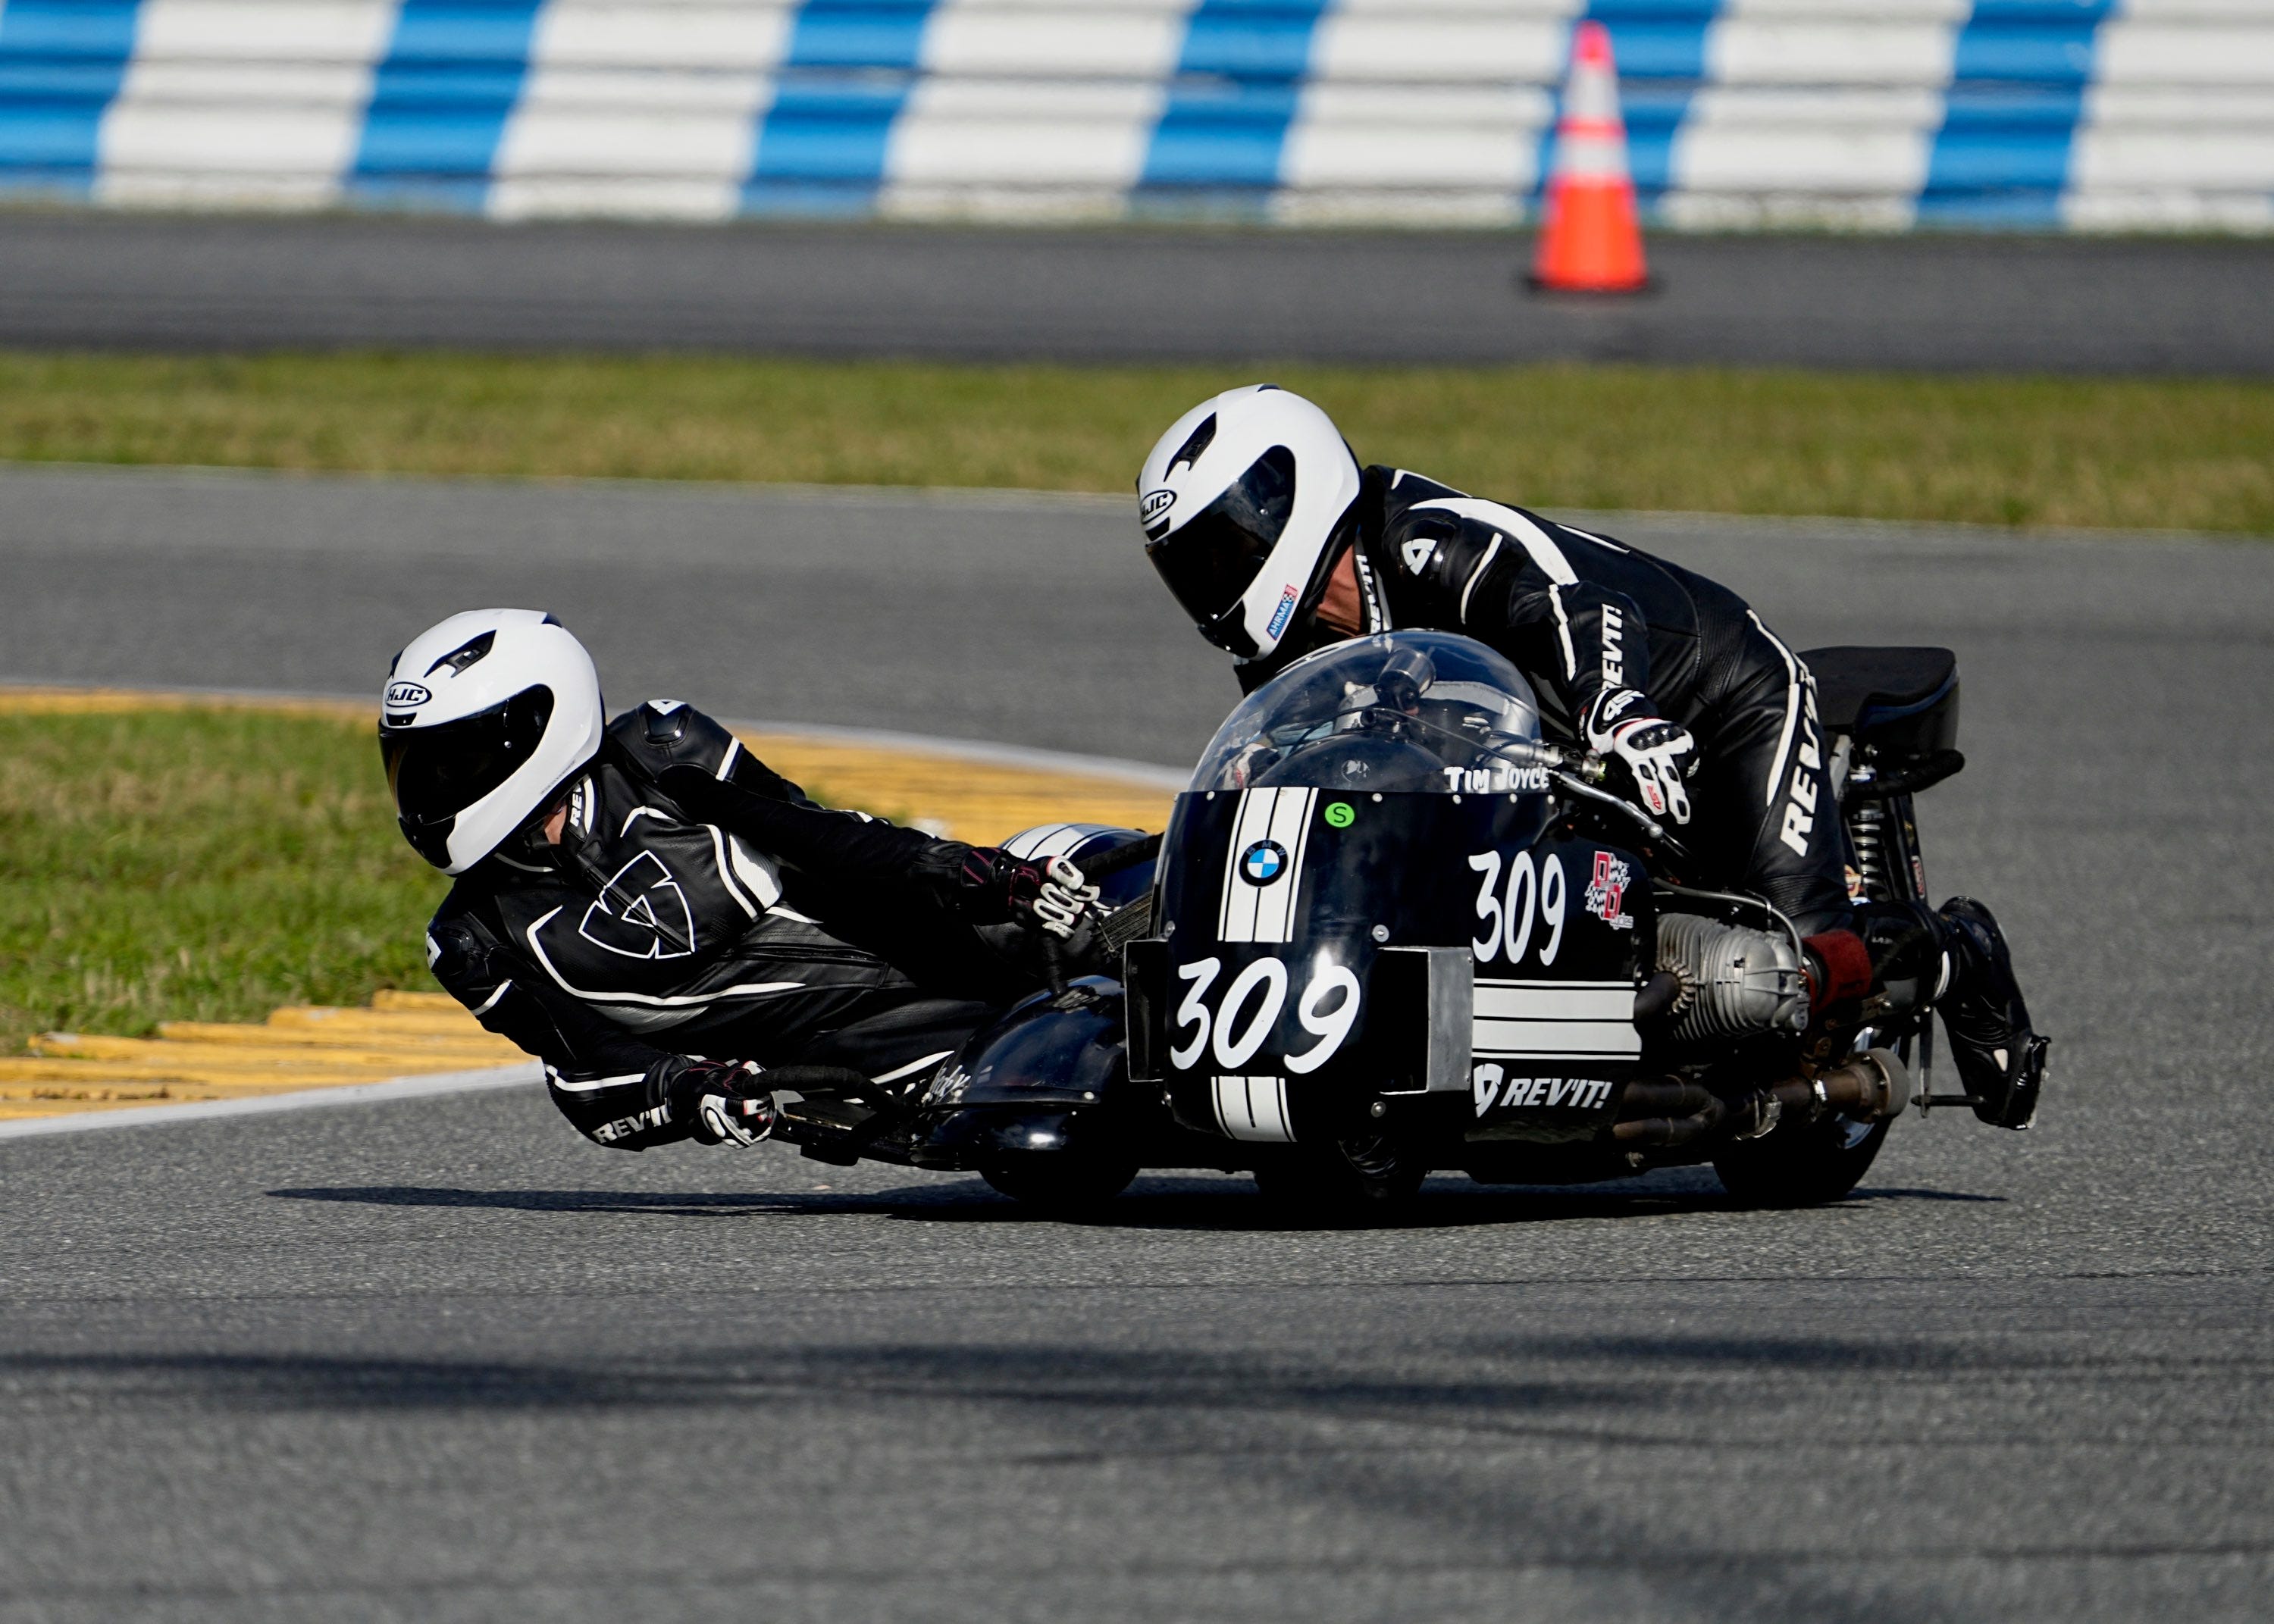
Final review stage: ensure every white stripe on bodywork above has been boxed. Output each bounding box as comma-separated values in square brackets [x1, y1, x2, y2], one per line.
[1217, 788, 1317, 945]
[1471, 1021, 1642, 1059]
[1004, 822, 1114, 862]
[1004, 822, 1072, 859]
[1748, 610, 1805, 809]
[1475, 981, 1638, 1022]
[1471, 978, 1643, 1060]
[1212, 1075, 1294, 1142]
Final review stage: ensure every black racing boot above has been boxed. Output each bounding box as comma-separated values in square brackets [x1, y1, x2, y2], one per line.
[1935, 897, 2050, 1129]
[1850, 900, 1942, 1021]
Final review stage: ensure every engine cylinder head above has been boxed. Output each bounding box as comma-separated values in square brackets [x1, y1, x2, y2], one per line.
[1655, 913, 1808, 1043]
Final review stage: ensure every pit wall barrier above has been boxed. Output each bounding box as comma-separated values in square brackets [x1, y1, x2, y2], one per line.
[1, 0, 2268, 230]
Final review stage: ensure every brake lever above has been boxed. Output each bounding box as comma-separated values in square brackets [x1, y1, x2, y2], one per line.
[1552, 770, 1694, 864]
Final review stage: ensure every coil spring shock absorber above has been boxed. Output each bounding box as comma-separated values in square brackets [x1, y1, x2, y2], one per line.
[1847, 788, 1894, 901]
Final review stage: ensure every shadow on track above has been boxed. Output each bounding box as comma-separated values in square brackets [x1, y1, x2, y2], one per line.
[266, 1177, 2000, 1230]
[1, 1325, 2187, 1624]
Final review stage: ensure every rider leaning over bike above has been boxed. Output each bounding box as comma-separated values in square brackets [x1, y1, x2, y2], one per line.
[1137, 383, 2047, 1128]
[380, 609, 1097, 1153]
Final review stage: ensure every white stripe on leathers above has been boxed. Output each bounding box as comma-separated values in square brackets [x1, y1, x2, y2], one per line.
[1746, 609, 1808, 810]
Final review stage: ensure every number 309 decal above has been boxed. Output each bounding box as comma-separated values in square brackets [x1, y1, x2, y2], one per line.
[1169, 958, 1361, 1075]
[1468, 850, 1566, 967]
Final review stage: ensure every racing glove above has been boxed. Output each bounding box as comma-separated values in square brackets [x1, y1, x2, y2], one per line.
[959, 847, 1101, 940]
[1584, 687, 1697, 827]
[659, 1056, 776, 1147]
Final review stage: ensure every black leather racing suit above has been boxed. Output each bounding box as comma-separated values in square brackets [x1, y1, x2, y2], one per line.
[425, 701, 1037, 1150]
[1246, 467, 1849, 935]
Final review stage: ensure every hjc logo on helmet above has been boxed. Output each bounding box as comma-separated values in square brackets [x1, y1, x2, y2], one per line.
[1140, 489, 1176, 524]
[385, 681, 432, 708]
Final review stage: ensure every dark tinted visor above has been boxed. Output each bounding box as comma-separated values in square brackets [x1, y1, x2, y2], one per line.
[381, 686, 556, 823]
[1145, 446, 1298, 649]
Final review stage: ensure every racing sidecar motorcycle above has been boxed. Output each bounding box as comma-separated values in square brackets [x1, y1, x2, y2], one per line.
[772, 629, 1983, 1216]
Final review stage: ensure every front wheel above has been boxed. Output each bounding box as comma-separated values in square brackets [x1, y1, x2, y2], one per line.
[979, 1153, 1138, 1215]
[1712, 1112, 1891, 1207]
[1251, 1134, 1428, 1222]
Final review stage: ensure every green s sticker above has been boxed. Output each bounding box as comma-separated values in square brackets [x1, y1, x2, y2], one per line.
[1323, 801, 1355, 829]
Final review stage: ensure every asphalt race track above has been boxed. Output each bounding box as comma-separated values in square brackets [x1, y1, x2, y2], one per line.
[3, 214, 2270, 375]
[3, 467, 2272, 1621]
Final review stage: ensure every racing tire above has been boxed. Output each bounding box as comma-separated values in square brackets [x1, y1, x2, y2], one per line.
[979, 1153, 1138, 1215]
[1712, 1113, 1892, 1208]
[1251, 1135, 1427, 1222]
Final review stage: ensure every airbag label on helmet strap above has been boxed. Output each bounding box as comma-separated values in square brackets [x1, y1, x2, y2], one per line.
[385, 681, 431, 707]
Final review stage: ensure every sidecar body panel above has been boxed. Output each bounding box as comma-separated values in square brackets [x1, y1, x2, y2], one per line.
[1132, 788, 1649, 1148]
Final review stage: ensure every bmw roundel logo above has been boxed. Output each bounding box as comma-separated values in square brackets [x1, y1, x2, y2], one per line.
[1239, 839, 1289, 886]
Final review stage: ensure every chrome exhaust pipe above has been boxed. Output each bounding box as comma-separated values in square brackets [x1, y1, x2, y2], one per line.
[1612, 1048, 1911, 1149]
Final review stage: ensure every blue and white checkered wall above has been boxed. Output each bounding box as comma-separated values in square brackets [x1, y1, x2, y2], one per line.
[2, 0, 2269, 229]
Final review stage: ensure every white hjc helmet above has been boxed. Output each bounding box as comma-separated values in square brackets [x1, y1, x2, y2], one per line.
[1137, 384, 1364, 660]
[379, 609, 604, 874]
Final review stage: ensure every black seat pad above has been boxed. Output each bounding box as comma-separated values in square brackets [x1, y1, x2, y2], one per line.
[1800, 646, 1958, 733]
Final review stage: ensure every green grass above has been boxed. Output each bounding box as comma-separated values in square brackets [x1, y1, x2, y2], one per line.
[0, 706, 445, 1056]
[2, 351, 2269, 533]
[0, 705, 890, 1056]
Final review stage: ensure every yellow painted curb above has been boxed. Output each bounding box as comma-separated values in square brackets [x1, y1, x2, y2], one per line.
[1, 687, 1177, 1122]
[0, 992, 520, 1120]
[735, 731, 1170, 844]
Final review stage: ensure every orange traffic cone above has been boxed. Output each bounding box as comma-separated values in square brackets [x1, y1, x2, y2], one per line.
[1529, 20, 1649, 293]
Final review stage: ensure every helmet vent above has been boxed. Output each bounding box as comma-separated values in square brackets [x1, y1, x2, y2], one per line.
[424, 630, 496, 678]
[1167, 414, 1217, 475]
